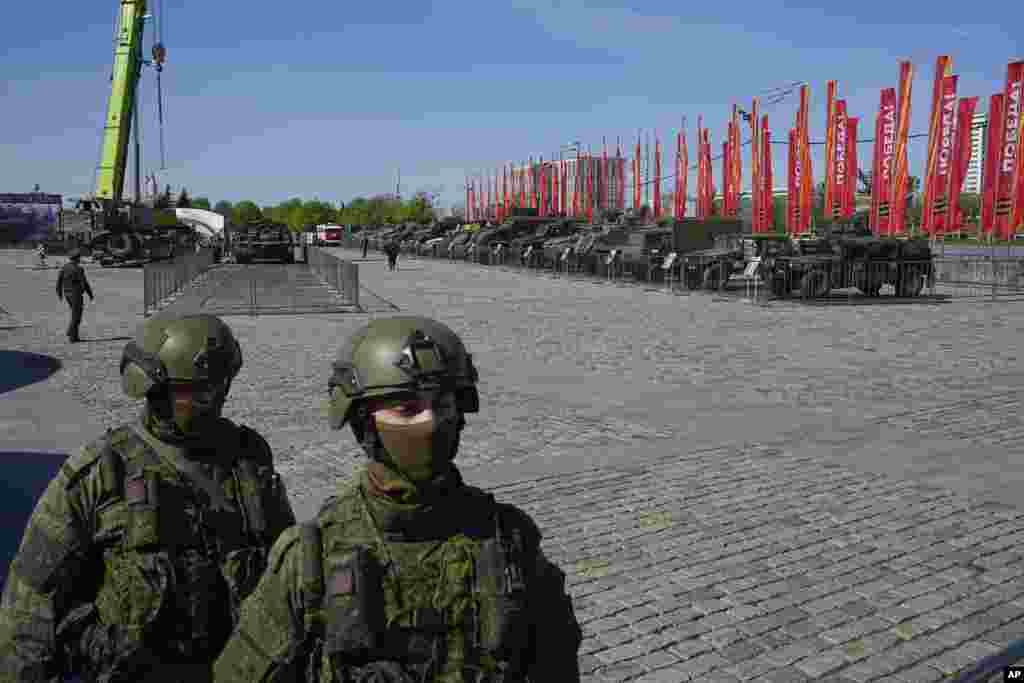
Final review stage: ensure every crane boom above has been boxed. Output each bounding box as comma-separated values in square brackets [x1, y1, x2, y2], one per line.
[95, 0, 147, 206]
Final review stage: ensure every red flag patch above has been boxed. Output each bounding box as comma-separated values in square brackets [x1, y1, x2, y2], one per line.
[125, 477, 147, 504]
[329, 568, 354, 596]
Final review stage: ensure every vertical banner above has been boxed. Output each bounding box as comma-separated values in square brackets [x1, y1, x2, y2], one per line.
[731, 107, 742, 220]
[798, 84, 814, 234]
[751, 98, 761, 231]
[560, 160, 567, 215]
[947, 97, 979, 231]
[602, 137, 609, 212]
[634, 134, 642, 211]
[981, 94, 1005, 236]
[654, 135, 662, 219]
[788, 129, 799, 235]
[922, 56, 954, 233]
[762, 117, 773, 231]
[675, 129, 683, 219]
[824, 80, 837, 223]
[995, 61, 1024, 239]
[929, 75, 959, 235]
[505, 165, 511, 218]
[722, 140, 731, 217]
[679, 124, 689, 219]
[844, 117, 858, 219]
[540, 156, 547, 217]
[832, 100, 848, 221]
[890, 61, 914, 234]
[616, 137, 624, 211]
[875, 88, 898, 235]
[587, 148, 595, 223]
[704, 129, 715, 217]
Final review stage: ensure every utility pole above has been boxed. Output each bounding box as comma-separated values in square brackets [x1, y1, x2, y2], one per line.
[396, 167, 401, 200]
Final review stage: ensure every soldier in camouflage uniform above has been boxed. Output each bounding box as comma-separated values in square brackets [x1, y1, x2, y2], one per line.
[0, 314, 296, 682]
[213, 316, 582, 682]
[55, 249, 93, 343]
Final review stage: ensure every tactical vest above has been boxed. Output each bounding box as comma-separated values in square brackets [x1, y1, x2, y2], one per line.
[85, 422, 288, 661]
[299, 486, 538, 683]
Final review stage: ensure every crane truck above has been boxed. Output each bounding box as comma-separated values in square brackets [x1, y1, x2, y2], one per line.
[82, 0, 189, 266]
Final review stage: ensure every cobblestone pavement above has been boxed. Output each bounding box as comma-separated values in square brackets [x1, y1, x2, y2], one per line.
[3, 246, 1024, 681]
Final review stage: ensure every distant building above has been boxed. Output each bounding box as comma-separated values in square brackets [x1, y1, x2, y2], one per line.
[963, 112, 987, 195]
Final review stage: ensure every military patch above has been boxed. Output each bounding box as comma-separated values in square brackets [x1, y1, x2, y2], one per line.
[329, 568, 353, 596]
[125, 476, 147, 504]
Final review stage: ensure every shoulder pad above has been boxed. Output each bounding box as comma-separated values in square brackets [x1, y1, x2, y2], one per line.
[237, 423, 273, 467]
[267, 524, 302, 574]
[495, 503, 542, 552]
[61, 426, 132, 491]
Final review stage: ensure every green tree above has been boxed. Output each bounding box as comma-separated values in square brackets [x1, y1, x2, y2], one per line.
[177, 188, 192, 208]
[154, 184, 173, 210]
[192, 196, 212, 210]
[233, 200, 263, 224]
[213, 200, 233, 219]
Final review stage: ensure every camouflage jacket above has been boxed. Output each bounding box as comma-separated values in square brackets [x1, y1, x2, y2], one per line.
[212, 469, 581, 683]
[0, 417, 296, 683]
[56, 262, 93, 299]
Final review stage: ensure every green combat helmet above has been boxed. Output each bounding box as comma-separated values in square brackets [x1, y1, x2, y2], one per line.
[121, 314, 243, 441]
[327, 316, 479, 482]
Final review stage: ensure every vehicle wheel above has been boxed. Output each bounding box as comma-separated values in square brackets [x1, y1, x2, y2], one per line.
[684, 268, 702, 290]
[897, 266, 924, 297]
[799, 270, 831, 298]
[702, 263, 726, 290]
[770, 275, 789, 298]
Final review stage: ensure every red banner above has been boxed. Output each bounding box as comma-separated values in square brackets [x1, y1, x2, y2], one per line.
[722, 140, 731, 217]
[704, 129, 715, 218]
[890, 61, 914, 234]
[788, 129, 798, 234]
[731, 108, 742, 220]
[844, 118, 858, 220]
[870, 112, 881, 234]
[928, 75, 959, 235]
[922, 56, 953, 233]
[654, 136, 662, 219]
[762, 117, 773, 232]
[751, 98, 761, 231]
[947, 97, 979, 231]
[679, 127, 689, 219]
[875, 88, 898, 235]
[982, 94, 1004, 236]
[633, 137, 641, 211]
[832, 99, 848, 221]
[824, 80, 837, 222]
[798, 85, 813, 234]
[589, 150, 598, 223]
[995, 61, 1024, 239]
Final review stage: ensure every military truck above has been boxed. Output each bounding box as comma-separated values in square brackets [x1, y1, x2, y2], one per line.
[764, 223, 935, 298]
[232, 223, 295, 264]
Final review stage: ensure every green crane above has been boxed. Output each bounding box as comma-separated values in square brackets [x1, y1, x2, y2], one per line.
[88, 0, 170, 233]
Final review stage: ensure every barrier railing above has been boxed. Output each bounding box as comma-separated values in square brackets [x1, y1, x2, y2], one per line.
[307, 246, 359, 308]
[143, 247, 216, 316]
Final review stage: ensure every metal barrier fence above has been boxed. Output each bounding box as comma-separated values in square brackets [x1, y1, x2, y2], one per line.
[306, 246, 359, 308]
[143, 247, 216, 316]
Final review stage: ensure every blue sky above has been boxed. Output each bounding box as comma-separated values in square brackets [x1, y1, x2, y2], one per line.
[2, 0, 1021, 211]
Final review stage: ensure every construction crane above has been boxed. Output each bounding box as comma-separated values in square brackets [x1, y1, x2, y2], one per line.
[82, 0, 176, 251]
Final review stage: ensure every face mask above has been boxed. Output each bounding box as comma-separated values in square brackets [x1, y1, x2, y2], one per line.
[372, 392, 461, 483]
[167, 380, 228, 436]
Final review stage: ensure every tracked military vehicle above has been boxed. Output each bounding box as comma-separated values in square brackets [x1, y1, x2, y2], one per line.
[232, 223, 295, 264]
[764, 222, 935, 298]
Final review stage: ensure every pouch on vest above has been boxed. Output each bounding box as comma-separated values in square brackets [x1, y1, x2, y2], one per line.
[234, 457, 268, 538]
[475, 520, 528, 659]
[323, 546, 386, 663]
[125, 467, 160, 550]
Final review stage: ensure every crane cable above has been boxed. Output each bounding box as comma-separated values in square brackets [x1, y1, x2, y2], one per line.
[153, 0, 167, 170]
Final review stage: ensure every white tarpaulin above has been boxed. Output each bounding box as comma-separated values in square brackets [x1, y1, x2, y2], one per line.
[175, 208, 225, 238]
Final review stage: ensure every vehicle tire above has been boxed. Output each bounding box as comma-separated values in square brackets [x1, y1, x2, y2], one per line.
[770, 275, 789, 298]
[684, 267, 702, 290]
[702, 263, 727, 291]
[109, 233, 136, 258]
[897, 266, 924, 297]
[799, 270, 831, 298]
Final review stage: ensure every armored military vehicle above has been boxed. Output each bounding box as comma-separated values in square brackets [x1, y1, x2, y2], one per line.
[764, 223, 935, 298]
[98, 229, 178, 267]
[681, 232, 793, 291]
[232, 223, 295, 264]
